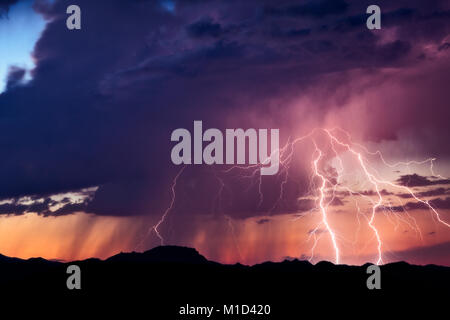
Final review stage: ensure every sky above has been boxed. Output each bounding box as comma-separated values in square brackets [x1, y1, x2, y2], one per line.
[0, 0, 45, 93]
[0, 0, 450, 266]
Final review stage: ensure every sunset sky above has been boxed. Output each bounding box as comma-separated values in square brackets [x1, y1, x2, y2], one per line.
[1, 0, 450, 266]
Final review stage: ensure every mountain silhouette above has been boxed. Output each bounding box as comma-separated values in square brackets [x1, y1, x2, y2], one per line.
[1, 246, 448, 315]
[105, 245, 210, 264]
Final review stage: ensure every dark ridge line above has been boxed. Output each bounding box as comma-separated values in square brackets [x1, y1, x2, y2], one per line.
[1, 245, 449, 269]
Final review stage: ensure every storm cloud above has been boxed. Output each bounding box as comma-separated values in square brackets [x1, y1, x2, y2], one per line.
[1, 0, 450, 219]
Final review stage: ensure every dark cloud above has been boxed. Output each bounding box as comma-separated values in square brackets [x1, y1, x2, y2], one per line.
[308, 228, 327, 235]
[26, 197, 54, 213]
[0, 0, 449, 219]
[438, 42, 450, 51]
[384, 7, 415, 22]
[284, 28, 311, 38]
[386, 241, 450, 266]
[424, 197, 450, 210]
[85, 179, 170, 216]
[396, 174, 450, 187]
[326, 197, 345, 206]
[397, 187, 450, 199]
[0, 191, 92, 217]
[376, 40, 411, 61]
[265, 0, 349, 18]
[357, 189, 393, 196]
[256, 218, 270, 225]
[0, 0, 19, 18]
[0, 197, 54, 216]
[187, 18, 223, 38]
[50, 201, 87, 216]
[387, 197, 450, 212]
[5, 66, 26, 90]
[0, 201, 28, 215]
[296, 199, 315, 212]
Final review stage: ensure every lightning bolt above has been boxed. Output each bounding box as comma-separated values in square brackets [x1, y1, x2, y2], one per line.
[224, 214, 243, 261]
[140, 128, 450, 266]
[136, 166, 185, 249]
[216, 128, 450, 265]
[153, 166, 185, 245]
[312, 143, 340, 264]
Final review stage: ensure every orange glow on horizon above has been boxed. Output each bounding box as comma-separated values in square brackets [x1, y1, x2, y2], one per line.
[0, 209, 448, 266]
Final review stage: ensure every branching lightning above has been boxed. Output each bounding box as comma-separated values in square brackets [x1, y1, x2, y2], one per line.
[312, 144, 340, 264]
[136, 166, 185, 249]
[140, 128, 450, 266]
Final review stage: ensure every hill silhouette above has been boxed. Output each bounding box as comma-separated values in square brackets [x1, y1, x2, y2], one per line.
[1, 246, 448, 316]
[105, 245, 209, 264]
